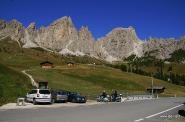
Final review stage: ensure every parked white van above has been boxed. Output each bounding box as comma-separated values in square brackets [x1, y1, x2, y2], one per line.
[26, 89, 52, 105]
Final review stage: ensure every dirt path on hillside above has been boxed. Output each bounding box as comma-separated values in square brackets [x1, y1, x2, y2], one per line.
[21, 70, 38, 87]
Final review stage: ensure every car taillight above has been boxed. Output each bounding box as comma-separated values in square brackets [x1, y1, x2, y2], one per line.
[37, 94, 40, 97]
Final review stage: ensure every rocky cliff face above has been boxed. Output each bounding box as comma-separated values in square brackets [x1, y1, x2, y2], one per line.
[23, 22, 38, 48]
[142, 39, 177, 59]
[24, 16, 94, 56]
[0, 16, 184, 62]
[0, 19, 24, 46]
[95, 27, 143, 62]
[142, 38, 185, 59]
[78, 26, 95, 55]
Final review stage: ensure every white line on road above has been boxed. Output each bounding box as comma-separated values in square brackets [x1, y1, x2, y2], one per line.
[134, 118, 144, 122]
[134, 104, 184, 122]
[145, 104, 184, 119]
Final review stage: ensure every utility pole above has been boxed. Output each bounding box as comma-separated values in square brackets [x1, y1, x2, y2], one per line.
[151, 74, 154, 98]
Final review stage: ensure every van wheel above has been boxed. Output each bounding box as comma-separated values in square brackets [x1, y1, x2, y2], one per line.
[33, 98, 37, 105]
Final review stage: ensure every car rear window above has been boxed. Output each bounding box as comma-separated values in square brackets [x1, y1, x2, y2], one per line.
[58, 91, 67, 95]
[39, 90, 50, 94]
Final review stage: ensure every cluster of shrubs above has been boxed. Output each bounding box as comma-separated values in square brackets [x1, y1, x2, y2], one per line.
[154, 72, 185, 86]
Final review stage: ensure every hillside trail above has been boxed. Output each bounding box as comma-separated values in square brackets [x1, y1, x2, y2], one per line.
[21, 70, 38, 87]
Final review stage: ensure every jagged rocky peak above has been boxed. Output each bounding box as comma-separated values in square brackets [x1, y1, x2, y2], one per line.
[36, 16, 79, 52]
[79, 25, 89, 31]
[79, 26, 94, 41]
[107, 26, 140, 43]
[48, 16, 78, 36]
[9, 19, 22, 26]
[50, 16, 74, 28]
[23, 22, 38, 48]
[78, 26, 95, 55]
[27, 22, 36, 30]
[143, 38, 178, 59]
[0, 19, 24, 44]
[7, 19, 24, 33]
[94, 26, 143, 62]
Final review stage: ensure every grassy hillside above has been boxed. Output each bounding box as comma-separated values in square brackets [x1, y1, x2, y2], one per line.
[0, 37, 106, 105]
[0, 63, 31, 106]
[28, 64, 185, 99]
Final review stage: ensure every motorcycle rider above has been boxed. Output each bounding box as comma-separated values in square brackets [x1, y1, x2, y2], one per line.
[111, 90, 118, 102]
[101, 90, 107, 98]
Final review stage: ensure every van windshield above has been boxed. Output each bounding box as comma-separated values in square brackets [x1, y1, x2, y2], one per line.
[39, 90, 50, 94]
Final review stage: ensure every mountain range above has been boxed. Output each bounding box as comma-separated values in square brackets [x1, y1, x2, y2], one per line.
[0, 16, 185, 62]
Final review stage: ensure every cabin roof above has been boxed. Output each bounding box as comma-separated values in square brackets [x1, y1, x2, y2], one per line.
[40, 61, 53, 65]
[147, 86, 165, 90]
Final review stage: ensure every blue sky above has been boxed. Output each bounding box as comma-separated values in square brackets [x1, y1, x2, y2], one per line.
[0, 0, 185, 40]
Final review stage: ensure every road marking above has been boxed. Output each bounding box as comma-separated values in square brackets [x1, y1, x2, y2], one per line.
[134, 118, 144, 122]
[134, 104, 184, 122]
[145, 104, 184, 119]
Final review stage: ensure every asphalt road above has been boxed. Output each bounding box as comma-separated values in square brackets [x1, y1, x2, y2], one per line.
[0, 97, 185, 122]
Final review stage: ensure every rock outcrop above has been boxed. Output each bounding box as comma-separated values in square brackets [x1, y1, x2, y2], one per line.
[23, 22, 38, 48]
[0, 16, 185, 62]
[78, 26, 95, 56]
[142, 38, 185, 59]
[0, 19, 24, 46]
[95, 27, 143, 62]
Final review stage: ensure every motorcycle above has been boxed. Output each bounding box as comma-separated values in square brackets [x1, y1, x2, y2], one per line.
[110, 94, 122, 102]
[97, 95, 110, 102]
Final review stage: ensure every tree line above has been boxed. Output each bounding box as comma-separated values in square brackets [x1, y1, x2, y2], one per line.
[108, 48, 185, 86]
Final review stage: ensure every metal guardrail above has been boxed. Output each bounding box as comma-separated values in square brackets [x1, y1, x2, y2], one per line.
[85, 92, 154, 101]
[126, 95, 154, 101]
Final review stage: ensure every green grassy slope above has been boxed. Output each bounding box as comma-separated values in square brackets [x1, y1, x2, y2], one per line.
[0, 63, 31, 106]
[28, 64, 185, 99]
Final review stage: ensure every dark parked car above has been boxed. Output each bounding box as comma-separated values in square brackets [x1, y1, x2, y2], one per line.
[68, 92, 87, 103]
[51, 90, 68, 103]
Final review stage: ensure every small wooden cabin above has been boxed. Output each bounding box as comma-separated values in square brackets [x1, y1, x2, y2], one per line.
[40, 61, 54, 69]
[67, 62, 75, 67]
[147, 86, 165, 94]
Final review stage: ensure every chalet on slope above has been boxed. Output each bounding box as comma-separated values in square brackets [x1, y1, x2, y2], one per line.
[67, 61, 75, 67]
[40, 61, 54, 69]
[147, 86, 165, 94]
